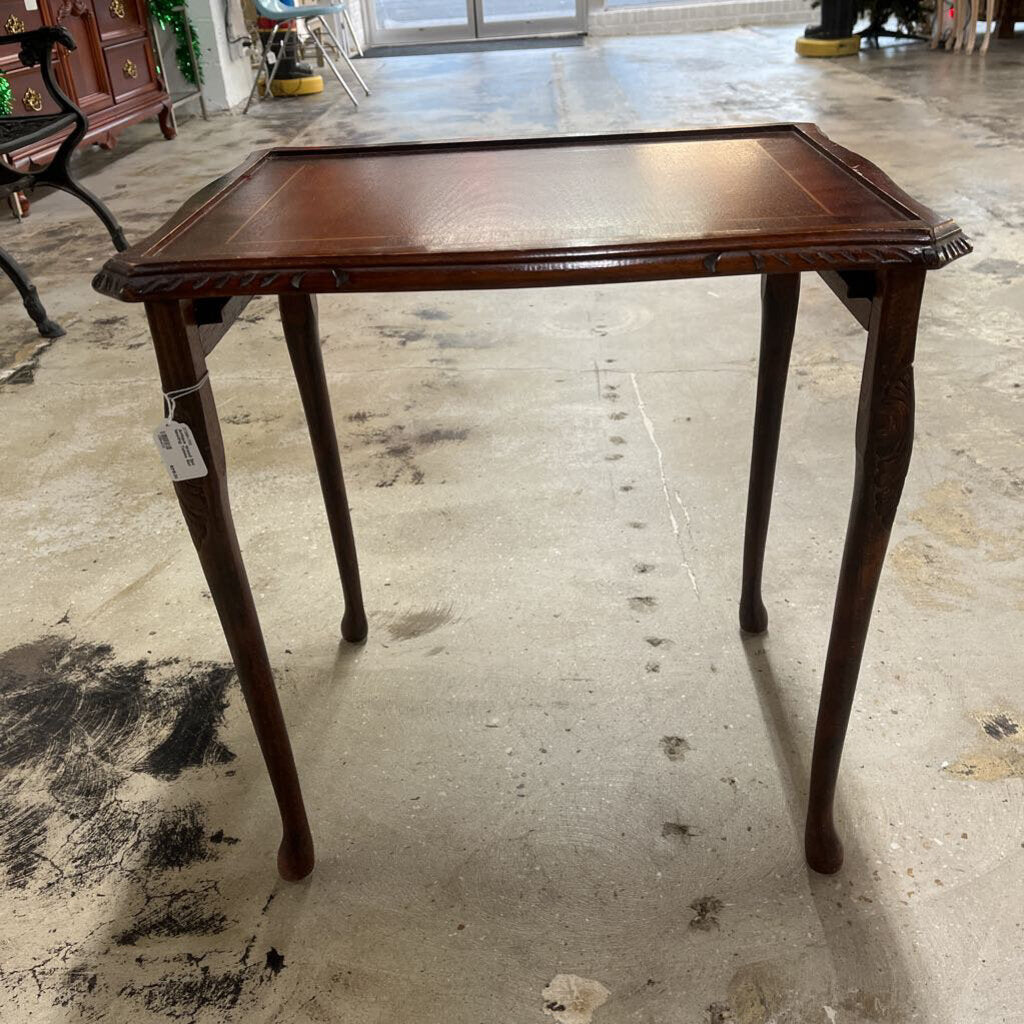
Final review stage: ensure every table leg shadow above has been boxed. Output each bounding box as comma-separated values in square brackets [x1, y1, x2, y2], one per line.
[741, 637, 929, 1016]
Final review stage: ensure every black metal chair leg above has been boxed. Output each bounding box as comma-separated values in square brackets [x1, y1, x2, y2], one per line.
[46, 175, 129, 252]
[0, 244, 65, 338]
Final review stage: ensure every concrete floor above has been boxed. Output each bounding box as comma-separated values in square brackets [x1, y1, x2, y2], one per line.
[1, 25, 1023, 1024]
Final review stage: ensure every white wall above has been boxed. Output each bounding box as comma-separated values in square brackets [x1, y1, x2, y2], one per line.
[188, 0, 255, 111]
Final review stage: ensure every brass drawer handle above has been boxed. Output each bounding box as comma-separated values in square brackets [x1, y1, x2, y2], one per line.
[123, 58, 137, 79]
[23, 87, 43, 112]
[5, 14, 26, 33]
[109, 0, 125, 18]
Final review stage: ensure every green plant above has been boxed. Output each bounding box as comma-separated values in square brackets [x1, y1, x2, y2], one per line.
[0, 70, 12, 117]
[149, 0, 204, 85]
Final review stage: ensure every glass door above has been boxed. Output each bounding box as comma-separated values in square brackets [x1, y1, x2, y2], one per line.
[476, 0, 584, 38]
[368, 0, 476, 44]
[364, 0, 586, 46]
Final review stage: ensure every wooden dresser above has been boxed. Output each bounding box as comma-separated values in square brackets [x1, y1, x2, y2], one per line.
[1, 0, 172, 169]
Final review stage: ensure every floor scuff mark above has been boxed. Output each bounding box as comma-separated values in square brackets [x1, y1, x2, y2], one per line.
[630, 373, 700, 597]
[383, 603, 457, 641]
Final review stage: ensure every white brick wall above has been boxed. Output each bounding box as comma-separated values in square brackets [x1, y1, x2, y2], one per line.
[590, 0, 814, 35]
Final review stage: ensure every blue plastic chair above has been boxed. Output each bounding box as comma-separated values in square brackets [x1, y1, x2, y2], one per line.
[245, 0, 370, 112]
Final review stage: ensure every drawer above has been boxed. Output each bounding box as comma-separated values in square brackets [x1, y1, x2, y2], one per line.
[1, 2, 46, 68]
[94, 0, 145, 43]
[103, 36, 155, 101]
[3, 64, 62, 116]
[60, 10, 114, 112]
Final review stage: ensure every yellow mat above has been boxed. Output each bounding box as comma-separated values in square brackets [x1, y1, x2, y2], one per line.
[258, 75, 324, 97]
[795, 35, 861, 57]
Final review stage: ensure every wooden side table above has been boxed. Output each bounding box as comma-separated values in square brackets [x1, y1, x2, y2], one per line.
[94, 125, 970, 880]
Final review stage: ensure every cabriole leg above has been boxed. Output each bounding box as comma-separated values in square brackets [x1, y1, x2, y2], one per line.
[805, 267, 925, 874]
[146, 299, 315, 881]
[740, 272, 800, 633]
[280, 293, 368, 643]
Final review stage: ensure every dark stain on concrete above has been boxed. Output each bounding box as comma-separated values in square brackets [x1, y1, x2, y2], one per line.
[357, 423, 428, 487]
[0, 635, 235, 888]
[361, 420, 469, 486]
[386, 604, 456, 641]
[1, 361, 38, 385]
[689, 895, 723, 931]
[634, 563, 656, 574]
[981, 713, 1019, 740]
[137, 668, 236, 780]
[628, 596, 656, 612]
[417, 427, 470, 445]
[435, 331, 494, 350]
[0, 799, 49, 887]
[661, 736, 691, 761]
[265, 947, 286, 974]
[115, 887, 228, 946]
[223, 411, 282, 426]
[376, 325, 427, 347]
[124, 966, 247, 1017]
[145, 805, 212, 871]
[414, 307, 451, 321]
[662, 822, 698, 841]
[62, 966, 99, 1002]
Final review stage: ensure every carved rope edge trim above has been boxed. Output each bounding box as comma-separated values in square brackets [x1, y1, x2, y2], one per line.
[91, 235, 973, 300]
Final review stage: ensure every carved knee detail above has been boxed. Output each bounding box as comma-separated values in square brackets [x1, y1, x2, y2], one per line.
[868, 362, 914, 529]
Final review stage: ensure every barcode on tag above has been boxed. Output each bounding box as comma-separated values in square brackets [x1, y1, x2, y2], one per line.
[153, 420, 208, 481]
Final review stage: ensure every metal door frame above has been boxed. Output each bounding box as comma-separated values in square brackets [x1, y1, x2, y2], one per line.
[362, 0, 586, 47]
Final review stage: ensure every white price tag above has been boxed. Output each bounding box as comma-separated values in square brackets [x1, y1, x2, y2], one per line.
[153, 420, 208, 481]
[24, 0, 38, 11]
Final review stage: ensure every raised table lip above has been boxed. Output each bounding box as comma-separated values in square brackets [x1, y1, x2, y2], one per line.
[93, 122, 971, 303]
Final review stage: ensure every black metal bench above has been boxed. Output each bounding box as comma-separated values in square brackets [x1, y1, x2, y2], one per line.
[1, 25, 128, 337]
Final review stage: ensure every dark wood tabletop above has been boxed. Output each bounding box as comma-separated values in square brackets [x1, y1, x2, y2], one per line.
[94, 123, 969, 302]
[94, 124, 970, 882]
